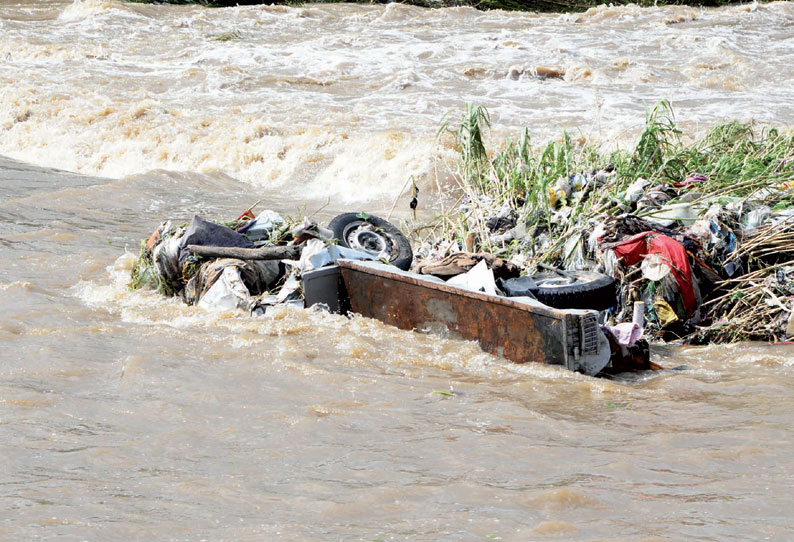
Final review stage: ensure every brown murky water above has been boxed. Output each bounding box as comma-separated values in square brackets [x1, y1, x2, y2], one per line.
[2, 1, 794, 540]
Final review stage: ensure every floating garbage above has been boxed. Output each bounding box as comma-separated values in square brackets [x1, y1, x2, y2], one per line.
[418, 100, 794, 344]
[421, 179, 794, 343]
[129, 205, 648, 375]
[128, 101, 794, 377]
[130, 209, 414, 315]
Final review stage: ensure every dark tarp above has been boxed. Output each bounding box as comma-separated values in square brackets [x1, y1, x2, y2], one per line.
[178, 215, 253, 270]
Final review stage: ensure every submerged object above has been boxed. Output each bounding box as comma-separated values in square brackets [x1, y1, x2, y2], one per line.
[304, 260, 648, 376]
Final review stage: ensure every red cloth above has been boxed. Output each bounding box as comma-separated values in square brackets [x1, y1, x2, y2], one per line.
[236, 209, 256, 221]
[612, 232, 696, 316]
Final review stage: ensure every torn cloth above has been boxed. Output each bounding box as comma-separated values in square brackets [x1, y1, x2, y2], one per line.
[611, 232, 697, 317]
[603, 322, 644, 347]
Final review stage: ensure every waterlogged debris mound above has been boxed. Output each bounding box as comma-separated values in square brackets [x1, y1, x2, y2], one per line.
[128, 206, 648, 375]
[127, 102, 793, 376]
[129, 208, 407, 314]
[422, 101, 794, 344]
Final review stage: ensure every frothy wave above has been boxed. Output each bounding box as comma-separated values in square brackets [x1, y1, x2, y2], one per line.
[59, 0, 142, 22]
[2, 1, 793, 204]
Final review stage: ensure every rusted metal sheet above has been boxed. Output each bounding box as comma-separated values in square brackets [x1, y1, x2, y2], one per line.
[338, 260, 576, 366]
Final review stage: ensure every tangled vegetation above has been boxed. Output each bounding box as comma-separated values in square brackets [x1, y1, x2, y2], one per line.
[427, 101, 794, 343]
[433, 101, 794, 262]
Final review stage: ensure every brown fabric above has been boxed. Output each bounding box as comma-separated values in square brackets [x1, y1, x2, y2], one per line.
[416, 252, 520, 281]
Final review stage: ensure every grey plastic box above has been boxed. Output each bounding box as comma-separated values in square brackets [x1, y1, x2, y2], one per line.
[302, 265, 349, 314]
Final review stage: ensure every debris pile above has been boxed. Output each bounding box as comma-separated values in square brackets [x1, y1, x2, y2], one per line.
[130, 102, 794, 346]
[129, 208, 412, 314]
[419, 101, 794, 343]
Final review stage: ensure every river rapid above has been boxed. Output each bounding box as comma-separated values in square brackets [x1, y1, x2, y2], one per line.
[2, 1, 794, 540]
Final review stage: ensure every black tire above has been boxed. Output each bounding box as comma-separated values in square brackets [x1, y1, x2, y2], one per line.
[328, 212, 413, 271]
[531, 270, 617, 311]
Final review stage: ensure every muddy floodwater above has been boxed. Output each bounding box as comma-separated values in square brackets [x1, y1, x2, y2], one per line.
[2, 1, 794, 540]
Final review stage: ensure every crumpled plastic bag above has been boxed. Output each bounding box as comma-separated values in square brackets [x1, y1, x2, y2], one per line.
[601, 249, 621, 277]
[644, 202, 699, 228]
[198, 266, 251, 311]
[185, 258, 280, 307]
[640, 252, 672, 281]
[588, 221, 607, 255]
[153, 230, 185, 292]
[562, 231, 586, 270]
[310, 244, 376, 270]
[238, 210, 284, 242]
[251, 275, 304, 315]
[178, 215, 253, 270]
[743, 205, 771, 235]
[624, 178, 651, 203]
[489, 222, 527, 244]
[291, 239, 327, 273]
[446, 259, 497, 296]
[654, 298, 679, 326]
[486, 202, 516, 233]
[287, 239, 376, 274]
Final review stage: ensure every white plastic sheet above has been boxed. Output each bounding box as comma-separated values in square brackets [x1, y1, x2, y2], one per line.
[288, 239, 377, 274]
[198, 266, 251, 311]
[446, 259, 497, 296]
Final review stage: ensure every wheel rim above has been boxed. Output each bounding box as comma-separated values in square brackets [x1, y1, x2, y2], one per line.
[342, 221, 393, 259]
[534, 276, 576, 288]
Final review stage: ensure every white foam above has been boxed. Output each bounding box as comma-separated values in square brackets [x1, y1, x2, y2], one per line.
[2, 2, 793, 205]
[59, 0, 113, 21]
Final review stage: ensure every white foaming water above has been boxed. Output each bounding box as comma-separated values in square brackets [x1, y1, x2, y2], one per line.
[58, 0, 120, 21]
[1, 0, 793, 207]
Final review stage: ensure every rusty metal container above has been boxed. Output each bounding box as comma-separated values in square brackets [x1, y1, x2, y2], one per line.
[304, 260, 611, 373]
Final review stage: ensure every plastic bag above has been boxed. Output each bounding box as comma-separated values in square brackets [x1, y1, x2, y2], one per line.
[624, 178, 651, 203]
[153, 231, 184, 293]
[446, 259, 497, 296]
[198, 266, 251, 311]
[178, 215, 253, 270]
[743, 206, 771, 234]
[239, 210, 284, 242]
